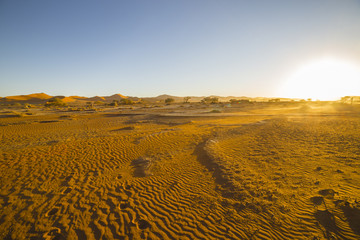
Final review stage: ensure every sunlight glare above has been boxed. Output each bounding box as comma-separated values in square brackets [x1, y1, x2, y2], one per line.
[279, 58, 360, 100]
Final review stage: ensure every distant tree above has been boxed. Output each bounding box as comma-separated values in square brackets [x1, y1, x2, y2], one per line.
[45, 98, 66, 107]
[307, 98, 312, 101]
[201, 97, 219, 104]
[165, 98, 175, 104]
[183, 97, 191, 103]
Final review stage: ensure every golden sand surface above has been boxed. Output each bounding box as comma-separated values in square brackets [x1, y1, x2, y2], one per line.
[0, 104, 360, 239]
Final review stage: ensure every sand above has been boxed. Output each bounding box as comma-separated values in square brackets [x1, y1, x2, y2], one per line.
[0, 103, 360, 239]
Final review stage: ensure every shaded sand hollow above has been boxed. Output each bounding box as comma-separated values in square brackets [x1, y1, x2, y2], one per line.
[1, 105, 360, 239]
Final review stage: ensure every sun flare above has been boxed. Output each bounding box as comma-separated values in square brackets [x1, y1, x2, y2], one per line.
[279, 58, 360, 100]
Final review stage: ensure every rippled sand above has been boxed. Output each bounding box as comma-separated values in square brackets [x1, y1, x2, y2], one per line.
[1, 104, 359, 239]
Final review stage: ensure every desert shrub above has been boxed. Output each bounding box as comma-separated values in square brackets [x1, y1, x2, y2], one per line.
[94, 101, 105, 105]
[12, 103, 22, 107]
[138, 99, 150, 104]
[210, 109, 221, 113]
[109, 100, 118, 106]
[230, 99, 250, 104]
[67, 107, 84, 111]
[86, 102, 94, 108]
[165, 98, 175, 104]
[45, 98, 66, 107]
[120, 98, 133, 105]
[24, 104, 34, 109]
[109, 99, 133, 106]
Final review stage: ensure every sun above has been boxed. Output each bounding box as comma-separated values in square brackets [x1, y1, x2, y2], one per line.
[279, 58, 360, 100]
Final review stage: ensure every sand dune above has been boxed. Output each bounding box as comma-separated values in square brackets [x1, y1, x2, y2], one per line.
[0, 105, 359, 239]
[3, 93, 52, 101]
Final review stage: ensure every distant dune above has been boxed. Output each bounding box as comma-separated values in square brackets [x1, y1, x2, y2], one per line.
[104, 94, 128, 101]
[84, 96, 107, 102]
[2, 92, 357, 105]
[4, 93, 52, 101]
[0, 93, 128, 104]
[57, 97, 82, 103]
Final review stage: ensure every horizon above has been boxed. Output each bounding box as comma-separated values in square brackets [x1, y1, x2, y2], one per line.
[0, 91, 351, 101]
[1, 1, 360, 100]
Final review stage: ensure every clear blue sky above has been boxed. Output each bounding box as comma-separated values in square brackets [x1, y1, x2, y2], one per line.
[1, 0, 360, 98]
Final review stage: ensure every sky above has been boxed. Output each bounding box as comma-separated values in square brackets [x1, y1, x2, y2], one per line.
[1, 0, 360, 99]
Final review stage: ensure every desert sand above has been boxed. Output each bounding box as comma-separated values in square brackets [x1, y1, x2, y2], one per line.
[0, 102, 360, 239]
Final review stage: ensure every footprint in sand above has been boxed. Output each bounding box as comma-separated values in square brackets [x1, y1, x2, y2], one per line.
[119, 202, 129, 210]
[46, 207, 59, 217]
[62, 175, 75, 186]
[137, 219, 151, 230]
[62, 187, 72, 194]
